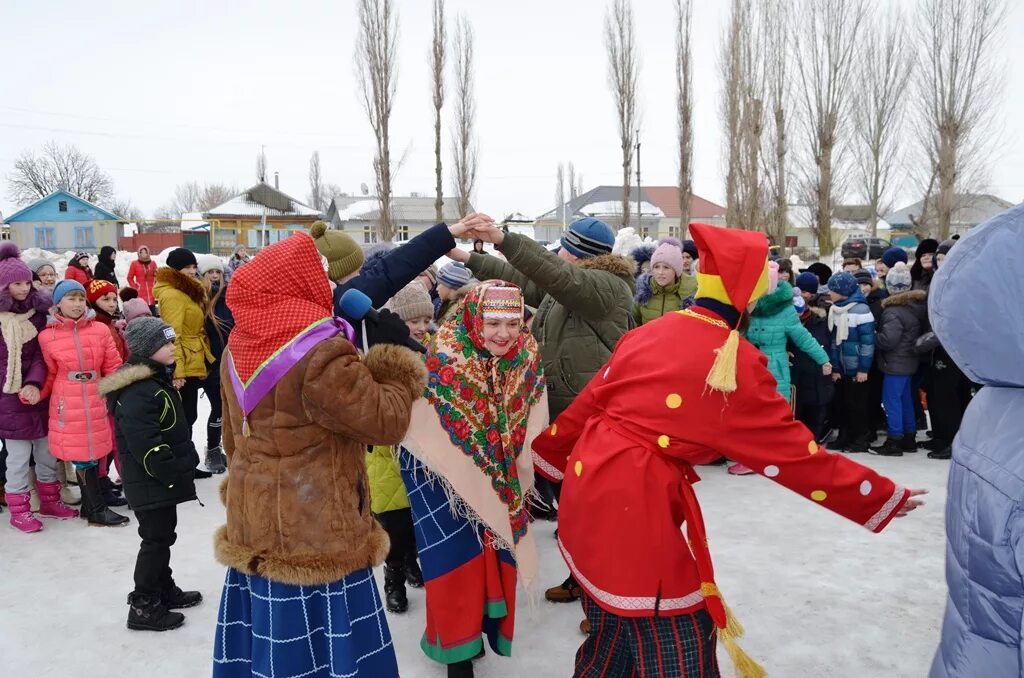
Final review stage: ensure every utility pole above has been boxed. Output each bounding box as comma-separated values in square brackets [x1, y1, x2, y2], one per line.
[635, 131, 642, 236]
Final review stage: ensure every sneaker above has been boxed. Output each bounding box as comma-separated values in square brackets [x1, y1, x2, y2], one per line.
[205, 447, 227, 475]
[545, 575, 582, 603]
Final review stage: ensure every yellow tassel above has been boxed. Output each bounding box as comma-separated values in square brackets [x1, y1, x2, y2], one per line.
[718, 601, 767, 678]
[705, 329, 740, 394]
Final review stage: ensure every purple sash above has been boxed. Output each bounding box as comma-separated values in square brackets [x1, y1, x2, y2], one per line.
[227, 317, 355, 421]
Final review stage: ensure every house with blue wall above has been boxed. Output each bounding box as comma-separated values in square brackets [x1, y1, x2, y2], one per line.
[2, 190, 124, 252]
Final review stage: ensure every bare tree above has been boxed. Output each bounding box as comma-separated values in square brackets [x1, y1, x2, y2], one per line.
[761, 0, 791, 248]
[200, 183, 237, 211]
[914, 0, 1006, 239]
[674, 0, 694, 235]
[431, 0, 447, 223]
[7, 141, 115, 206]
[356, 0, 399, 240]
[308, 151, 325, 211]
[105, 198, 145, 222]
[323, 183, 346, 203]
[794, 0, 869, 254]
[567, 161, 583, 200]
[854, 8, 913, 237]
[451, 15, 478, 219]
[156, 181, 237, 218]
[256, 147, 268, 183]
[556, 163, 567, 226]
[605, 0, 639, 230]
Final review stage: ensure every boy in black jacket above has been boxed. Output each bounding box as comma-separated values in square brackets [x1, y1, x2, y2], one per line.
[99, 316, 201, 632]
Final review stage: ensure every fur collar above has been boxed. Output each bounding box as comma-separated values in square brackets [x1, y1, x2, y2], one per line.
[578, 253, 637, 280]
[155, 267, 207, 306]
[0, 286, 52, 314]
[634, 271, 682, 305]
[98, 363, 156, 396]
[881, 289, 927, 308]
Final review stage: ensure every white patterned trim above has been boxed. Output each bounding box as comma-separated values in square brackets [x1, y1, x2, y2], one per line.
[558, 536, 704, 613]
[864, 485, 906, 532]
[532, 450, 564, 481]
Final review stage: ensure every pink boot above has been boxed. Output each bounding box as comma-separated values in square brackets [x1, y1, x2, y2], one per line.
[5, 492, 43, 533]
[36, 481, 80, 520]
[727, 462, 755, 476]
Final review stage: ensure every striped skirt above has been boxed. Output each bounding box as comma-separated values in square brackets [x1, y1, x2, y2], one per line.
[212, 567, 399, 678]
[575, 593, 720, 678]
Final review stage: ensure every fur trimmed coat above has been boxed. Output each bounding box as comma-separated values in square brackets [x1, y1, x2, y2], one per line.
[153, 267, 214, 379]
[632, 272, 697, 326]
[215, 341, 427, 586]
[875, 290, 928, 376]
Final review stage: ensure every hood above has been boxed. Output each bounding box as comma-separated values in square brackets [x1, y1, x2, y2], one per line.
[880, 289, 926, 309]
[154, 267, 207, 306]
[930, 202, 1024, 387]
[0, 285, 52, 314]
[833, 289, 867, 308]
[634, 271, 681, 304]
[98, 362, 158, 397]
[99, 245, 116, 264]
[752, 280, 794, 317]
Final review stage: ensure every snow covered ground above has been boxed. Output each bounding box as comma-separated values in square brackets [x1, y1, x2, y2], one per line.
[1, 392, 950, 677]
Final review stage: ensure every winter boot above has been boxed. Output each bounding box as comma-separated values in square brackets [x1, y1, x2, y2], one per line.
[36, 481, 79, 519]
[127, 592, 185, 632]
[78, 467, 130, 527]
[900, 436, 920, 453]
[56, 462, 81, 506]
[447, 660, 474, 678]
[727, 462, 754, 475]
[193, 465, 213, 479]
[383, 565, 408, 613]
[99, 476, 128, 507]
[869, 437, 904, 457]
[5, 491, 43, 533]
[545, 575, 582, 603]
[204, 446, 227, 475]
[844, 436, 871, 454]
[405, 557, 424, 588]
[162, 582, 203, 610]
[928, 446, 952, 460]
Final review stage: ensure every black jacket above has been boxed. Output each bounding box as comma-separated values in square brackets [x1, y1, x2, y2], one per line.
[876, 290, 928, 375]
[94, 245, 119, 287]
[204, 282, 235, 370]
[99, 358, 198, 512]
[865, 287, 888, 323]
[790, 307, 834, 407]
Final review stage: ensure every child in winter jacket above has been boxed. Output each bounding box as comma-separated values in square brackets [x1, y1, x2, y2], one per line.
[791, 295, 835, 441]
[633, 239, 697, 325]
[126, 246, 157, 307]
[197, 254, 234, 474]
[826, 272, 876, 452]
[368, 282, 431, 613]
[870, 263, 928, 456]
[64, 252, 93, 286]
[100, 316, 201, 633]
[39, 279, 127, 527]
[0, 243, 79, 533]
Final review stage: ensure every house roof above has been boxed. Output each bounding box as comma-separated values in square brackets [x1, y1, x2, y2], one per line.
[326, 195, 470, 224]
[884, 194, 1015, 228]
[536, 185, 725, 223]
[642, 186, 727, 220]
[788, 205, 891, 231]
[833, 205, 874, 223]
[3, 189, 124, 223]
[203, 182, 321, 218]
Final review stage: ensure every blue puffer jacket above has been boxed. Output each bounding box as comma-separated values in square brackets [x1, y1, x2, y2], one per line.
[929, 202, 1024, 678]
[827, 290, 875, 375]
[747, 281, 830, 400]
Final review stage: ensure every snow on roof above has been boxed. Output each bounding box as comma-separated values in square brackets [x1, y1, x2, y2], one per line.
[204, 183, 320, 218]
[332, 199, 381, 221]
[788, 205, 891, 231]
[578, 200, 664, 218]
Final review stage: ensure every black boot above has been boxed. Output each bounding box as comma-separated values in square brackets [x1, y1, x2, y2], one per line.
[99, 476, 128, 507]
[193, 466, 213, 479]
[900, 436, 920, 453]
[78, 467, 130, 527]
[163, 582, 203, 610]
[844, 436, 871, 454]
[127, 592, 185, 631]
[869, 437, 904, 457]
[928, 445, 952, 460]
[447, 660, 474, 678]
[205, 447, 227, 475]
[405, 557, 424, 588]
[384, 565, 408, 613]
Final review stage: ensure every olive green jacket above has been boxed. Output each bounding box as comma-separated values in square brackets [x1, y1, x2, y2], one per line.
[466, 234, 635, 418]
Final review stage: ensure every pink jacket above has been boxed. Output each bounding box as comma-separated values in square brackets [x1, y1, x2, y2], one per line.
[127, 259, 157, 305]
[39, 312, 122, 462]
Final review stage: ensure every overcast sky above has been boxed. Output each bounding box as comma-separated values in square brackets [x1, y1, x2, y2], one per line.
[1, 0, 1022, 221]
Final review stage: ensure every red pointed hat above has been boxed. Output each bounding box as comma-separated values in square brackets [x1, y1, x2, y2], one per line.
[690, 223, 770, 313]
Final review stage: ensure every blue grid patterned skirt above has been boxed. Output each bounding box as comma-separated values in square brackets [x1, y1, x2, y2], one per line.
[212, 567, 399, 678]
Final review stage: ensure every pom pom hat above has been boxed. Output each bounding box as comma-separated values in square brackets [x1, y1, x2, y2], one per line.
[309, 220, 363, 281]
[0, 242, 32, 289]
[650, 240, 685, 278]
[690, 223, 771, 395]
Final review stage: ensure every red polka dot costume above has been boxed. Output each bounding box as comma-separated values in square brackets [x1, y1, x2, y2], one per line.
[531, 224, 910, 677]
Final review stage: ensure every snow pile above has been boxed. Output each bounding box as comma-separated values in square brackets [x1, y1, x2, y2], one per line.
[613, 227, 655, 256]
[18, 247, 224, 290]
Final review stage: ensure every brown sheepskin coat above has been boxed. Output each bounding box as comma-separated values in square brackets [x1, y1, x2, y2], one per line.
[214, 341, 427, 586]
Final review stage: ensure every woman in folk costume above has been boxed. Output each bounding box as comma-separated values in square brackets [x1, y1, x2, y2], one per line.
[532, 223, 926, 678]
[400, 281, 548, 678]
[212, 233, 427, 678]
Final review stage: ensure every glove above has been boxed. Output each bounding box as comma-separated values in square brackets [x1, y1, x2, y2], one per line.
[364, 308, 413, 348]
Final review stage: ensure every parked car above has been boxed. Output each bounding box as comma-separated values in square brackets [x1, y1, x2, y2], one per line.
[841, 236, 890, 260]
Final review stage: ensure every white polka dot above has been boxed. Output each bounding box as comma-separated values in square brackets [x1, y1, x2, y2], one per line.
[764, 465, 780, 478]
[859, 480, 872, 496]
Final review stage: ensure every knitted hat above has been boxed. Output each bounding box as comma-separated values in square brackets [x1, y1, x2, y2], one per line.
[119, 287, 139, 302]
[561, 217, 615, 259]
[937, 238, 957, 256]
[122, 298, 153, 322]
[767, 261, 780, 294]
[386, 282, 434, 321]
[650, 240, 684, 277]
[86, 279, 117, 305]
[52, 279, 86, 305]
[827, 272, 859, 298]
[0, 242, 32, 289]
[885, 262, 912, 293]
[125, 316, 176, 359]
[309, 220, 363, 281]
[437, 262, 474, 289]
[629, 243, 657, 269]
[853, 269, 874, 287]
[681, 239, 698, 260]
[72, 252, 90, 266]
[197, 254, 225, 276]
[26, 257, 55, 275]
[481, 285, 524, 320]
[803, 262, 834, 286]
[166, 248, 198, 271]
[794, 272, 820, 295]
[880, 247, 908, 268]
[915, 238, 940, 259]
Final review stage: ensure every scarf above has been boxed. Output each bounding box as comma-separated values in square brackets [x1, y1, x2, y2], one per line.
[0, 309, 38, 394]
[828, 303, 851, 345]
[404, 281, 548, 586]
